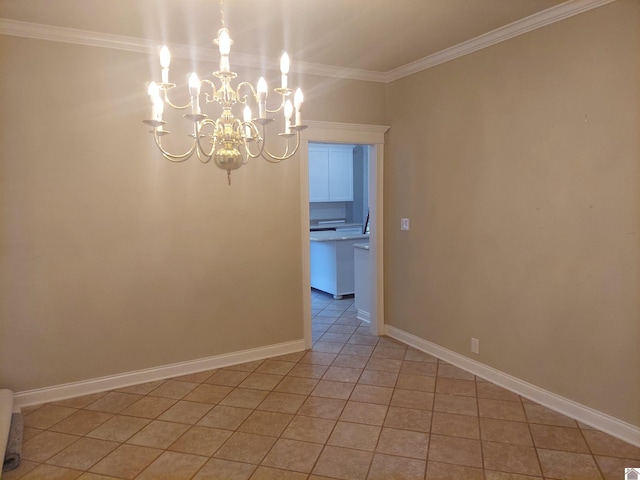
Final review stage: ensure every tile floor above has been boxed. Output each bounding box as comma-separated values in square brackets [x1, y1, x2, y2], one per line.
[7, 290, 640, 480]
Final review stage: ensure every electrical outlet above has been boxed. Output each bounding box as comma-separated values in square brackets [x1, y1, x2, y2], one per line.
[401, 218, 410, 231]
[471, 338, 480, 355]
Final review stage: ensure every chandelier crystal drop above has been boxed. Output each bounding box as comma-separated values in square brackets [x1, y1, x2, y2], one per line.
[143, 0, 307, 185]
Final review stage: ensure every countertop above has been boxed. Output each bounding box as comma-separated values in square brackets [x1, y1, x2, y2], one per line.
[310, 222, 363, 231]
[310, 231, 370, 242]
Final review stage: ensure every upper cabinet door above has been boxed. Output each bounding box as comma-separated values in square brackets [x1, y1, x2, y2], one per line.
[328, 146, 354, 202]
[309, 146, 330, 202]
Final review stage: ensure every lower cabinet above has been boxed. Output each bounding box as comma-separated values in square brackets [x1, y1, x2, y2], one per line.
[310, 237, 369, 299]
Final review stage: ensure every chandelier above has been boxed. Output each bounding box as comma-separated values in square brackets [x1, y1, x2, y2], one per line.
[143, 0, 307, 184]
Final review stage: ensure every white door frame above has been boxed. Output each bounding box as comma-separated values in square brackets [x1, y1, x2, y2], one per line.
[300, 121, 390, 348]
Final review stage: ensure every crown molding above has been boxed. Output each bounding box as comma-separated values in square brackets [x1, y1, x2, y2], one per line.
[0, 0, 617, 84]
[383, 0, 618, 82]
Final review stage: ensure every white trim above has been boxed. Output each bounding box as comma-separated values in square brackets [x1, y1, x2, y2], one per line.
[0, 0, 616, 83]
[382, 0, 618, 82]
[356, 310, 371, 323]
[13, 339, 305, 409]
[385, 325, 640, 448]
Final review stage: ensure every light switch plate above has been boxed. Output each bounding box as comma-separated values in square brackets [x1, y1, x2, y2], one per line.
[401, 218, 410, 231]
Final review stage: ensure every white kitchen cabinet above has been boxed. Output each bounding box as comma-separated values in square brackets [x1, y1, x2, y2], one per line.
[308, 145, 353, 202]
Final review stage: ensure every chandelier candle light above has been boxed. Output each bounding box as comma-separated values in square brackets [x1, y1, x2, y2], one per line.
[143, 1, 307, 185]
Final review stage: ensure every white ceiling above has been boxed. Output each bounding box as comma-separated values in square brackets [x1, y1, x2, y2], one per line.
[0, 0, 609, 81]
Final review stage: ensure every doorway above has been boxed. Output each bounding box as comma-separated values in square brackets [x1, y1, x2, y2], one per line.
[299, 121, 389, 349]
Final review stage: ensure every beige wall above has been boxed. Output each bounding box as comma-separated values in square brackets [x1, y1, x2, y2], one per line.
[0, 36, 385, 392]
[384, 0, 640, 426]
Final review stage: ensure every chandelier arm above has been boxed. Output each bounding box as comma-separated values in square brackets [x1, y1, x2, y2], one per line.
[162, 89, 192, 110]
[235, 82, 257, 105]
[201, 79, 218, 103]
[266, 95, 286, 114]
[260, 132, 301, 162]
[195, 119, 217, 159]
[153, 130, 198, 163]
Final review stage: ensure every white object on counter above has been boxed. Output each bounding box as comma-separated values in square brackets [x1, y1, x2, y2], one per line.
[354, 243, 371, 322]
[310, 233, 369, 299]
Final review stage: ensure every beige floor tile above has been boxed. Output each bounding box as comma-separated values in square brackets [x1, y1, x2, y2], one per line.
[390, 389, 434, 410]
[367, 453, 426, 480]
[357, 369, 398, 388]
[214, 432, 277, 464]
[403, 349, 438, 363]
[274, 376, 318, 395]
[323, 366, 362, 383]
[366, 357, 402, 373]
[206, 369, 251, 387]
[372, 346, 406, 360]
[476, 382, 521, 402]
[332, 354, 369, 369]
[255, 360, 296, 375]
[431, 411, 480, 439]
[1, 459, 39, 480]
[319, 332, 351, 344]
[311, 380, 355, 400]
[89, 444, 163, 479]
[340, 344, 375, 357]
[435, 377, 476, 396]
[396, 373, 436, 392]
[239, 373, 285, 391]
[197, 405, 253, 430]
[168, 425, 232, 456]
[530, 424, 590, 453]
[523, 403, 577, 427]
[183, 383, 233, 403]
[327, 325, 357, 335]
[257, 391, 306, 414]
[172, 370, 216, 384]
[148, 380, 198, 400]
[433, 393, 478, 416]
[250, 466, 308, 480]
[49, 410, 112, 436]
[595, 455, 640, 480]
[226, 360, 264, 372]
[313, 445, 373, 480]
[437, 364, 475, 380]
[23, 431, 80, 463]
[377, 337, 407, 349]
[24, 405, 77, 430]
[484, 472, 542, 480]
[400, 361, 438, 376]
[478, 398, 526, 422]
[282, 415, 336, 443]
[115, 381, 165, 396]
[328, 421, 381, 451]
[350, 384, 393, 405]
[120, 395, 176, 419]
[20, 464, 83, 480]
[157, 400, 213, 424]
[425, 461, 484, 480]
[376, 427, 429, 459]
[300, 351, 338, 366]
[482, 441, 542, 477]
[582, 429, 640, 460]
[77, 473, 125, 480]
[273, 351, 307, 363]
[537, 448, 603, 480]
[86, 415, 150, 442]
[85, 392, 142, 414]
[383, 406, 432, 433]
[237, 410, 293, 437]
[428, 434, 483, 468]
[23, 426, 43, 442]
[479, 417, 533, 446]
[339, 401, 387, 426]
[136, 451, 208, 480]
[219, 388, 269, 409]
[46, 437, 118, 471]
[192, 458, 256, 480]
[288, 363, 328, 379]
[298, 396, 346, 420]
[126, 420, 189, 449]
[310, 341, 344, 353]
[261, 438, 323, 473]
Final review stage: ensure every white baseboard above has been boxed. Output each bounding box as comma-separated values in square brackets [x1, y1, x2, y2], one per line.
[357, 309, 370, 323]
[14, 339, 306, 409]
[385, 325, 640, 448]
